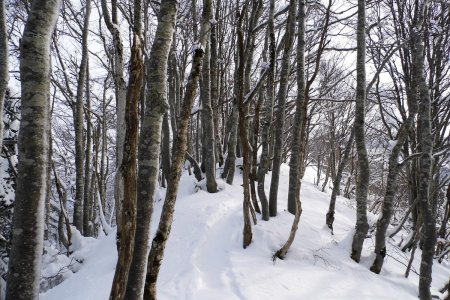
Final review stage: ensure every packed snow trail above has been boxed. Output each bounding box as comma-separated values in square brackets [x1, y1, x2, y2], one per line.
[41, 165, 450, 300]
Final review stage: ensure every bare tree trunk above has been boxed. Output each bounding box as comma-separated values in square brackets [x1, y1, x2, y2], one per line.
[110, 0, 144, 298]
[371, 95, 417, 273]
[125, 1, 178, 298]
[5, 0, 60, 298]
[210, 4, 223, 166]
[274, 0, 304, 260]
[144, 1, 211, 297]
[257, 0, 275, 221]
[350, 0, 370, 263]
[73, 0, 91, 234]
[415, 4, 437, 298]
[84, 59, 93, 236]
[201, 35, 218, 193]
[268, 0, 297, 217]
[101, 0, 127, 241]
[0, 0, 7, 150]
[161, 113, 171, 188]
[326, 130, 354, 233]
[53, 163, 72, 255]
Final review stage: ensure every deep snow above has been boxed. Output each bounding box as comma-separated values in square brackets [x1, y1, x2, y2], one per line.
[41, 164, 450, 299]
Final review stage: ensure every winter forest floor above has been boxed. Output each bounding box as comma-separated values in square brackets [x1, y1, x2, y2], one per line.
[41, 164, 450, 300]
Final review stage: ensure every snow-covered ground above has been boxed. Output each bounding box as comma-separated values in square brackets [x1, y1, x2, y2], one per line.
[41, 164, 450, 300]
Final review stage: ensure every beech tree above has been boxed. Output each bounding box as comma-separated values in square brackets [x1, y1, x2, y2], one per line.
[5, 0, 60, 298]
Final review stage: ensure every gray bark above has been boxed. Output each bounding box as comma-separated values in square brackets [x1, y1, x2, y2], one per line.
[101, 0, 127, 240]
[415, 4, 437, 298]
[73, 0, 91, 234]
[83, 59, 93, 236]
[371, 84, 418, 273]
[0, 0, 7, 149]
[268, 0, 297, 217]
[200, 35, 218, 193]
[144, 1, 211, 297]
[274, 0, 304, 260]
[326, 130, 354, 232]
[210, 5, 223, 166]
[257, 0, 275, 221]
[350, 0, 370, 263]
[5, 0, 60, 298]
[125, 0, 177, 298]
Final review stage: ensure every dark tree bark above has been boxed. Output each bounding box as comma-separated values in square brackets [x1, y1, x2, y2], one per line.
[370, 76, 418, 273]
[274, 0, 305, 260]
[201, 35, 218, 193]
[326, 130, 354, 233]
[257, 0, 275, 221]
[268, 0, 297, 217]
[350, 0, 370, 263]
[110, 0, 144, 298]
[5, 0, 60, 298]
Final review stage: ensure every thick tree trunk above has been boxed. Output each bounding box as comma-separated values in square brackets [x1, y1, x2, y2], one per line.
[5, 0, 60, 298]
[144, 1, 211, 298]
[350, 0, 370, 263]
[415, 5, 437, 298]
[110, 1, 144, 298]
[201, 37, 218, 193]
[268, 0, 297, 217]
[124, 1, 177, 298]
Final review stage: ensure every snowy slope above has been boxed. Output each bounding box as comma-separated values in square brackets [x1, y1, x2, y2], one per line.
[41, 164, 450, 300]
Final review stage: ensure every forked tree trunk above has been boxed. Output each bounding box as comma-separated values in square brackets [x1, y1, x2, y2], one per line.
[257, 0, 275, 221]
[268, 0, 297, 217]
[110, 0, 144, 298]
[124, 1, 178, 298]
[144, 2, 211, 298]
[5, 0, 60, 298]
[274, 0, 304, 260]
[350, 0, 370, 263]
